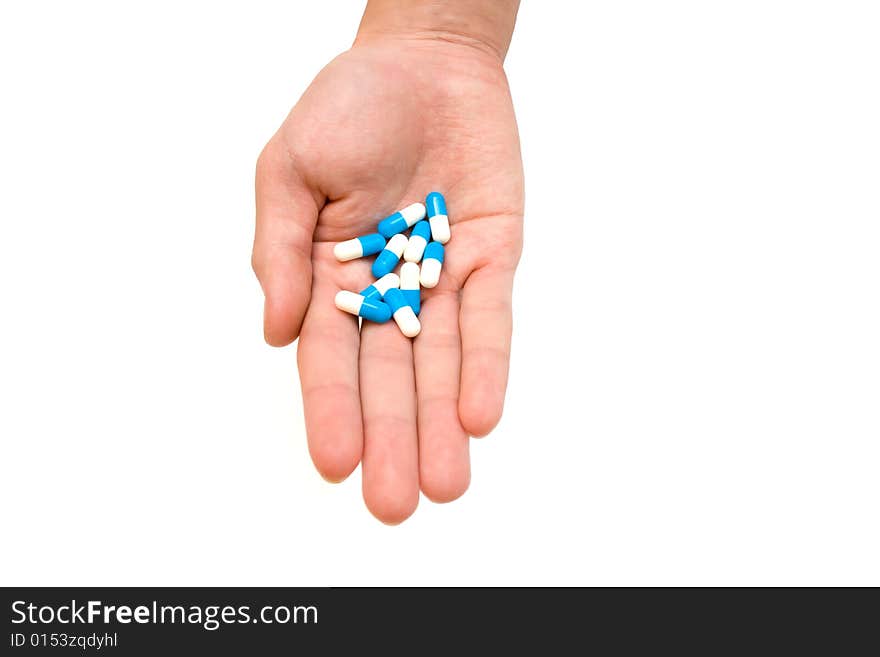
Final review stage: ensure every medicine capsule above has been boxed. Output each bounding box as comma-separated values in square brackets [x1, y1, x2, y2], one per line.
[425, 192, 450, 244]
[372, 233, 408, 278]
[383, 288, 421, 338]
[419, 242, 444, 288]
[399, 262, 421, 315]
[403, 220, 431, 263]
[360, 273, 399, 302]
[333, 233, 386, 262]
[334, 291, 392, 323]
[377, 202, 426, 238]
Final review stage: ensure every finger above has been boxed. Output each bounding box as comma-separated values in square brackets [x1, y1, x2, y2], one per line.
[459, 265, 515, 437]
[359, 321, 419, 524]
[252, 138, 319, 347]
[414, 291, 470, 503]
[296, 270, 363, 482]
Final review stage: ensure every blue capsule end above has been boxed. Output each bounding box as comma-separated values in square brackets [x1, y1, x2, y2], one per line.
[424, 241, 445, 263]
[411, 220, 431, 241]
[426, 192, 447, 218]
[383, 288, 407, 314]
[377, 212, 408, 238]
[372, 249, 399, 278]
[356, 233, 386, 256]
[360, 284, 380, 301]
[402, 289, 420, 315]
[359, 298, 392, 323]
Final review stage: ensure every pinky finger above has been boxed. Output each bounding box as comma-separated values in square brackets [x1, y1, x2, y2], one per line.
[458, 265, 515, 437]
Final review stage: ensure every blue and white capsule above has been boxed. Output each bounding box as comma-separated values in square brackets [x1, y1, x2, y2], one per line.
[403, 220, 431, 263]
[333, 233, 386, 262]
[419, 242, 444, 288]
[384, 288, 421, 338]
[399, 262, 420, 315]
[372, 233, 408, 278]
[425, 192, 450, 244]
[334, 291, 392, 323]
[359, 273, 399, 302]
[377, 202, 426, 238]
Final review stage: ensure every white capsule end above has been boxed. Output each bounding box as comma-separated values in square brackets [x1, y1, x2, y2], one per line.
[400, 202, 427, 226]
[419, 259, 442, 288]
[373, 273, 400, 297]
[403, 235, 427, 262]
[334, 290, 364, 316]
[385, 233, 408, 257]
[429, 215, 451, 244]
[393, 306, 421, 338]
[333, 238, 364, 262]
[400, 262, 420, 291]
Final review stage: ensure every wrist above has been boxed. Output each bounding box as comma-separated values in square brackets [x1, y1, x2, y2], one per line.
[355, 0, 520, 62]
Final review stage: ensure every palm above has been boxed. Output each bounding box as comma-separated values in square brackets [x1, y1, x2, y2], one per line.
[253, 40, 523, 523]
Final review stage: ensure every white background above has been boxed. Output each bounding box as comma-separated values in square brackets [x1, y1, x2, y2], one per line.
[1, 1, 878, 586]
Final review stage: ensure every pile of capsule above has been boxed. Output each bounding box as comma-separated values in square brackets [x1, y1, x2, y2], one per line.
[333, 192, 449, 338]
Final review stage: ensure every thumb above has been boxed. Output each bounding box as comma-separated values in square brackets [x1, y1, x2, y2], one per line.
[252, 138, 319, 347]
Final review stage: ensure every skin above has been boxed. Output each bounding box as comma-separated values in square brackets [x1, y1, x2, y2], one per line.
[252, 9, 523, 524]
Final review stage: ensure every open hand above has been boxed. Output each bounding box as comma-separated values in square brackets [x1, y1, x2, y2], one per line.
[252, 34, 523, 523]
